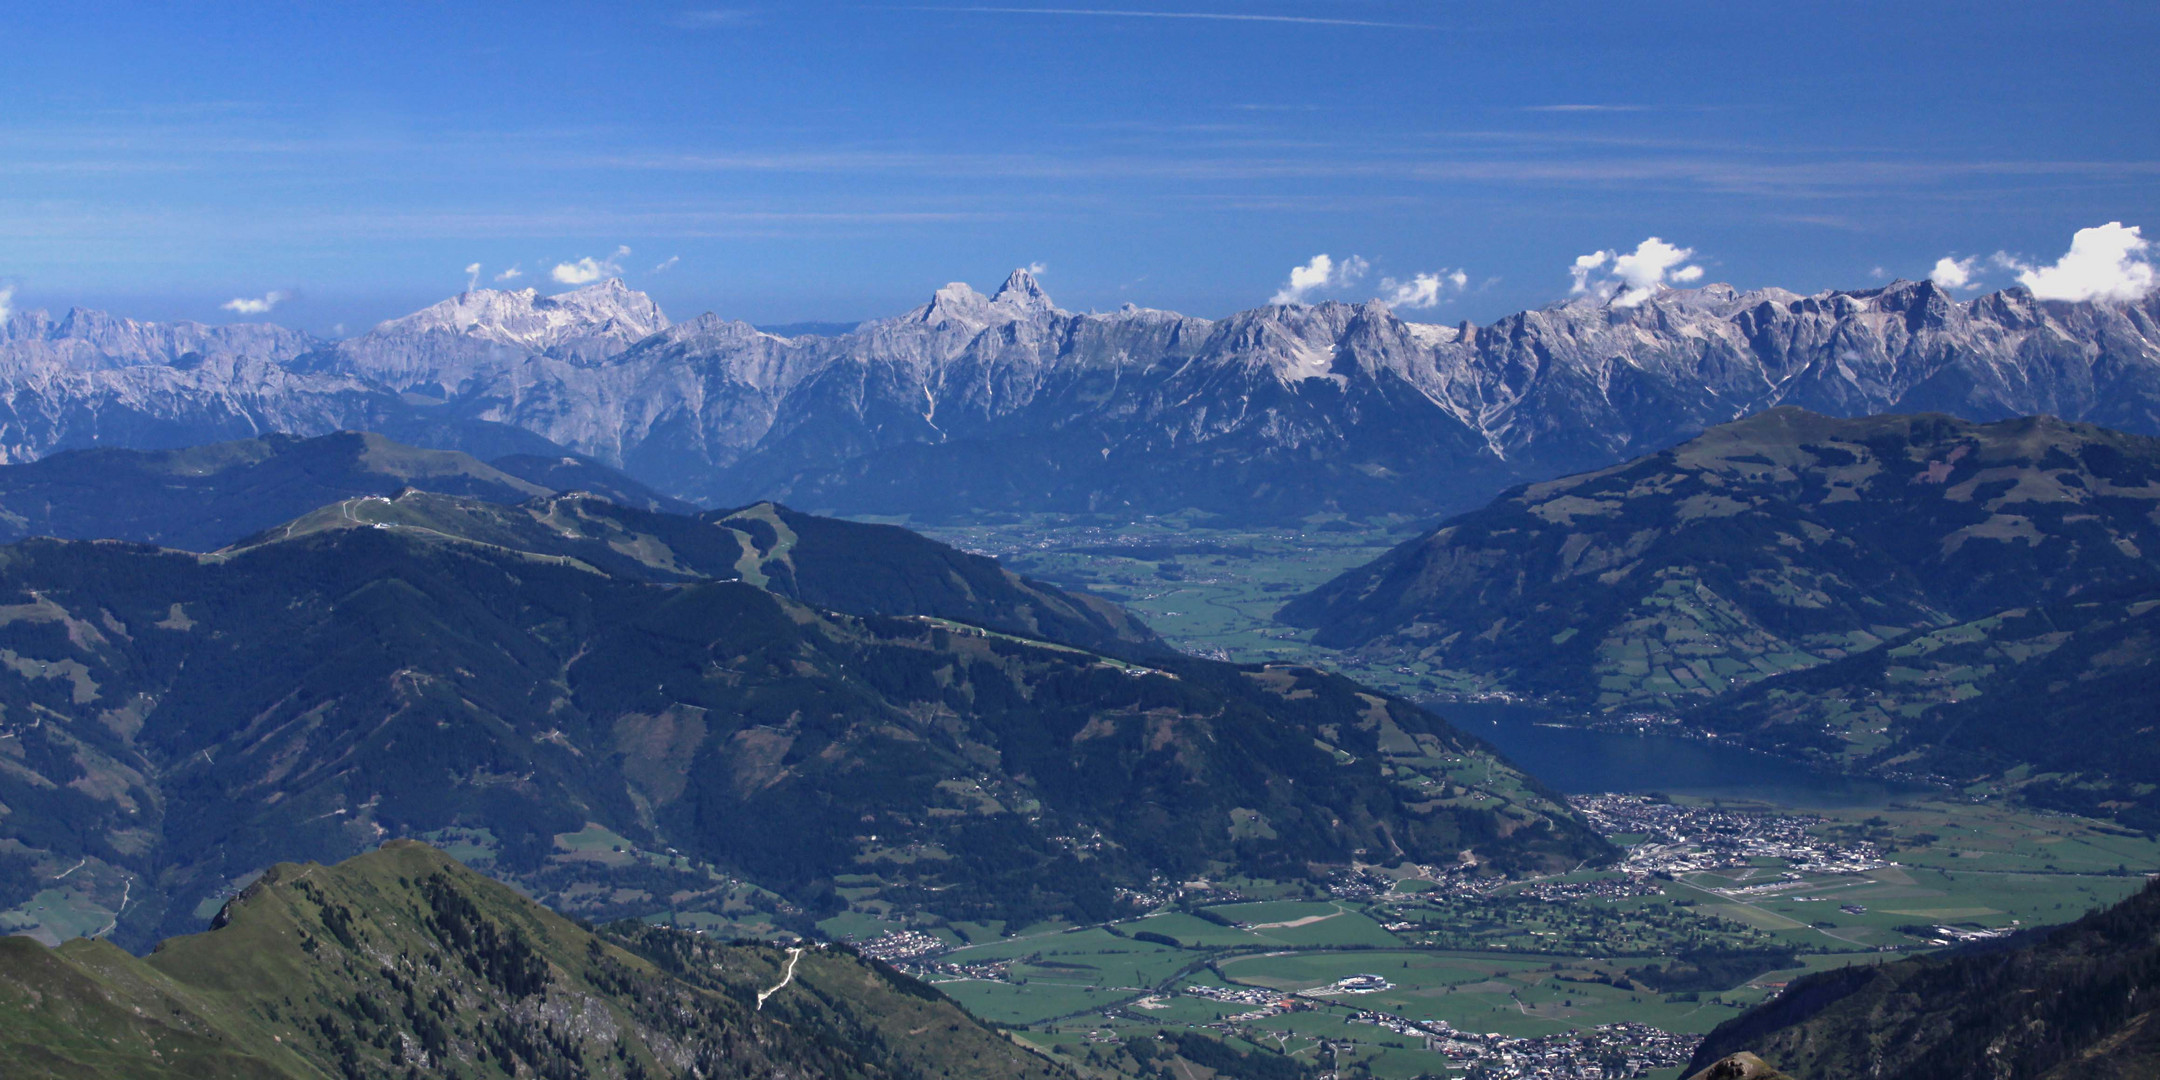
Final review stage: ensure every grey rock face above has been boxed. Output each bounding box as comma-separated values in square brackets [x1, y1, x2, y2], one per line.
[2, 272, 2158, 519]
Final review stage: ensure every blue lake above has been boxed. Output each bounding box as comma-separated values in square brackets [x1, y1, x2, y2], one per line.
[1433, 703, 1938, 808]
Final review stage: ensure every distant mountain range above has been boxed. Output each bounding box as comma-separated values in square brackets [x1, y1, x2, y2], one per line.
[0, 479, 1602, 949]
[1283, 408, 2160, 824]
[6, 273, 2160, 520]
[0, 840, 1061, 1080]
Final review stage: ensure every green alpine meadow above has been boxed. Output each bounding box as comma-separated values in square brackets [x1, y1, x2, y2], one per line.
[0, 839, 1063, 1080]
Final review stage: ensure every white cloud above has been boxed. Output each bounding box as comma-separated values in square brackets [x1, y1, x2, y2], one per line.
[1929, 255, 1982, 290]
[1998, 222, 2156, 302]
[1569, 237, 1703, 307]
[464, 262, 482, 290]
[651, 255, 681, 274]
[1026, 260, 1049, 275]
[1378, 269, 1470, 310]
[495, 265, 523, 282]
[552, 245, 631, 285]
[1569, 251, 1611, 295]
[221, 290, 288, 316]
[1272, 253, 1368, 304]
[0, 285, 12, 322]
[1610, 238, 1698, 306]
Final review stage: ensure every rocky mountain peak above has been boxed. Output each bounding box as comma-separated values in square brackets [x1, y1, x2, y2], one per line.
[537, 278, 670, 337]
[0, 304, 317, 370]
[367, 279, 668, 352]
[990, 268, 1054, 312]
[917, 281, 992, 327]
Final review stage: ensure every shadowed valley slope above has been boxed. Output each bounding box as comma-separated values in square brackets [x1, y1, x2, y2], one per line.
[0, 493, 1603, 949]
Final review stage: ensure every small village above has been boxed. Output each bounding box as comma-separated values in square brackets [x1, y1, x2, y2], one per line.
[1569, 794, 1889, 876]
[1181, 982, 1700, 1079]
[1444, 1021, 1703, 1080]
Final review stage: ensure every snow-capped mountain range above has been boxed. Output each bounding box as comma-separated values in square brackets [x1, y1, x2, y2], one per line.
[2, 271, 2157, 520]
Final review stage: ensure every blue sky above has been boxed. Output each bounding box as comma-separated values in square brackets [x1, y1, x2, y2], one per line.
[3, 1, 2156, 333]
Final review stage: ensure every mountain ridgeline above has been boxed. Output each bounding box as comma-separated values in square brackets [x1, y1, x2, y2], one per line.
[1284, 408, 2160, 823]
[0, 430, 691, 552]
[0, 487, 1604, 950]
[5, 272, 2160, 521]
[0, 840, 1063, 1080]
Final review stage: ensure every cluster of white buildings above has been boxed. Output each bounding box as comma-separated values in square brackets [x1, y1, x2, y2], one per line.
[1437, 1020, 1701, 1079]
[854, 929, 949, 962]
[1184, 983, 1295, 1007]
[1512, 877, 1667, 902]
[1570, 794, 1887, 876]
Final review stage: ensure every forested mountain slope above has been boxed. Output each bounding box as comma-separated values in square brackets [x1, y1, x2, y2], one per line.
[0, 498, 1603, 949]
[1283, 408, 2160, 822]
[1284, 408, 2160, 704]
[1689, 879, 2160, 1080]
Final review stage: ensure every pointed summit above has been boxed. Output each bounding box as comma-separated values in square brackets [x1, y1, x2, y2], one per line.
[991, 268, 1054, 312]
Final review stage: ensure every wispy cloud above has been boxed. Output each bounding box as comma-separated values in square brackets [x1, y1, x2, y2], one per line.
[595, 146, 2160, 201]
[1521, 104, 1652, 113]
[496, 265, 524, 282]
[464, 262, 482, 290]
[222, 290, 288, 315]
[552, 245, 631, 285]
[667, 8, 752, 28]
[910, 6, 1440, 30]
[650, 255, 681, 274]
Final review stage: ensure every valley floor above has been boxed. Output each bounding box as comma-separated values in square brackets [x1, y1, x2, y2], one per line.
[887, 514, 2160, 1079]
[909, 512, 1508, 700]
[807, 793, 2155, 1080]
[10, 513, 2151, 1079]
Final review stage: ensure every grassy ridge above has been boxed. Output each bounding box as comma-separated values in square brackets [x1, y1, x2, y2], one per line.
[0, 840, 1066, 1080]
[0, 431, 693, 552]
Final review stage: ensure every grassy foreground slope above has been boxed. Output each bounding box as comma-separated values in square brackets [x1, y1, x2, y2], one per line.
[0, 840, 1060, 1080]
[1689, 878, 2160, 1080]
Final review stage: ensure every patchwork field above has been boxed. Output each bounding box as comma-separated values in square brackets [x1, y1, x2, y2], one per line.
[831, 789, 2158, 1079]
